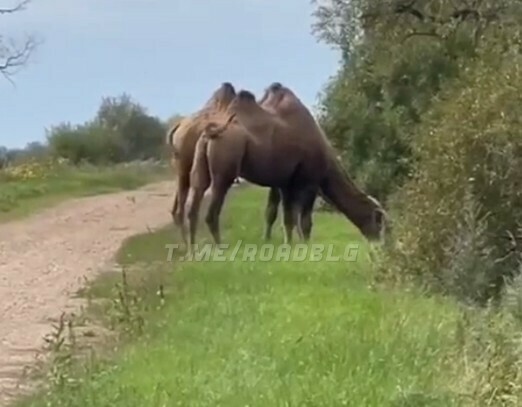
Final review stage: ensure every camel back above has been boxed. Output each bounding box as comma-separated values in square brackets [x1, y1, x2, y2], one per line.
[165, 83, 236, 148]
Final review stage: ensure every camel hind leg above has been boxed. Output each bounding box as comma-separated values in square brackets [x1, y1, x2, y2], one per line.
[186, 139, 211, 253]
[205, 177, 234, 245]
[263, 187, 281, 241]
[172, 172, 191, 248]
[280, 185, 318, 244]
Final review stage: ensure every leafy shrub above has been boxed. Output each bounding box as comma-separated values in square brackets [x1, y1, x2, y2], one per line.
[378, 56, 522, 303]
[46, 94, 167, 165]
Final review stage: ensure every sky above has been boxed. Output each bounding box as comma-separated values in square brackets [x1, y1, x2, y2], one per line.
[0, 0, 341, 149]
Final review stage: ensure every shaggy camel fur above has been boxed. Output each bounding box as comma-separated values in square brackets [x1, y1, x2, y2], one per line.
[165, 82, 242, 245]
[185, 84, 386, 249]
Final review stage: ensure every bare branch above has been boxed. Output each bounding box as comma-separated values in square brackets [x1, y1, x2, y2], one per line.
[0, 0, 29, 14]
[361, 0, 505, 26]
[0, 0, 37, 83]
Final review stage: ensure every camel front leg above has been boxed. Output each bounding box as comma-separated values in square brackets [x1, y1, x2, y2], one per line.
[298, 188, 318, 242]
[280, 189, 300, 244]
[263, 187, 281, 241]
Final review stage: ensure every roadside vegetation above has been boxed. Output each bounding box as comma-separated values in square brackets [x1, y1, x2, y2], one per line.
[0, 158, 169, 221]
[0, 91, 177, 221]
[15, 186, 469, 407]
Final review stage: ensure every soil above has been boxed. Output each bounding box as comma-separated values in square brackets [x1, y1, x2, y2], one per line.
[0, 181, 176, 406]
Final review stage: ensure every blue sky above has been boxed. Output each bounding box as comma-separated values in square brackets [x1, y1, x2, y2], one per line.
[0, 0, 340, 149]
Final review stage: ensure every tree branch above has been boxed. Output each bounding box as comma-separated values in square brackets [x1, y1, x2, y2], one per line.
[361, 0, 503, 26]
[0, 0, 37, 84]
[0, 0, 29, 14]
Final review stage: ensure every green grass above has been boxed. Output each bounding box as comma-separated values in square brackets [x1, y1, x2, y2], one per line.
[17, 186, 468, 407]
[0, 162, 169, 222]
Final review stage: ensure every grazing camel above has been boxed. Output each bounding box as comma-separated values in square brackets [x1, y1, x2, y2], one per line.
[185, 85, 386, 249]
[166, 82, 245, 245]
[257, 82, 337, 241]
[165, 82, 312, 246]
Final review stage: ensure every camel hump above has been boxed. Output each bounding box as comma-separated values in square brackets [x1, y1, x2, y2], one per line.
[237, 90, 257, 102]
[267, 82, 283, 92]
[204, 82, 237, 110]
[221, 82, 234, 91]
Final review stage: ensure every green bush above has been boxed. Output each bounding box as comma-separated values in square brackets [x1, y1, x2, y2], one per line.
[378, 56, 522, 304]
[313, 0, 475, 200]
[46, 94, 167, 165]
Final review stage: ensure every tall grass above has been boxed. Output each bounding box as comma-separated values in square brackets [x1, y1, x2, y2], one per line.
[14, 186, 479, 407]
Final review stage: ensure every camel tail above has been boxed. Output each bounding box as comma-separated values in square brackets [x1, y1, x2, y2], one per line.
[192, 137, 212, 187]
[166, 121, 181, 146]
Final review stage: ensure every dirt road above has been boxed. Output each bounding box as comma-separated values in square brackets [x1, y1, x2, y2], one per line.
[0, 181, 176, 405]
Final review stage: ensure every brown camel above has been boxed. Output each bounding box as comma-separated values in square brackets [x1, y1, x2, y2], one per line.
[165, 82, 243, 245]
[165, 82, 312, 245]
[185, 84, 386, 249]
[259, 83, 356, 241]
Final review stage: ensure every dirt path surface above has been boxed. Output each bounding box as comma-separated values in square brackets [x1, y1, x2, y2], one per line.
[0, 181, 175, 406]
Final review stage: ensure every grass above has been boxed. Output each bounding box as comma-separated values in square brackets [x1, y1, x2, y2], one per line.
[16, 186, 470, 407]
[0, 161, 170, 222]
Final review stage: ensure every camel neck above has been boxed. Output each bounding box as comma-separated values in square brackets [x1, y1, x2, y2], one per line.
[320, 156, 375, 232]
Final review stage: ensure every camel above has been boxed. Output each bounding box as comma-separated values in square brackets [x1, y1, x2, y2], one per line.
[165, 82, 245, 245]
[185, 84, 386, 250]
[165, 82, 316, 246]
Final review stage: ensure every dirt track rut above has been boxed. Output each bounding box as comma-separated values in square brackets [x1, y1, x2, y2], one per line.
[0, 181, 175, 405]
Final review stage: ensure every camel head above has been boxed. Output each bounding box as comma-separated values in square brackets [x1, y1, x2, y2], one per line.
[359, 196, 387, 242]
[205, 82, 237, 110]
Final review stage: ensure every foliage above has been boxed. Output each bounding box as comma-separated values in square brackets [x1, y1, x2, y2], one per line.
[0, 160, 168, 220]
[378, 53, 522, 303]
[0, 157, 68, 182]
[46, 94, 168, 165]
[16, 186, 469, 407]
[312, 0, 521, 200]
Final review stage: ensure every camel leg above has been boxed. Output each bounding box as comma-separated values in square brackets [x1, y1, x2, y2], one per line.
[263, 187, 281, 241]
[299, 189, 318, 242]
[205, 179, 233, 245]
[170, 191, 178, 223]
[173, 173, 190, 247]
[186, 140, 212, 253]
[280, 189, 300, 244]
[186, 186, 207, 252]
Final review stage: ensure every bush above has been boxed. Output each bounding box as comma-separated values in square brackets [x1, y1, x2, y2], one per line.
[378, 56, 522, 304]
[46, 94, 168, 165]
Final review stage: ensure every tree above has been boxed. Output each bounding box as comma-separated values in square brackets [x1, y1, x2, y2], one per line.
[95, 93, 146, 132]
[46, 94, 169, 164]
[1, 0, 38, 82]
[310, 0, 522, 200]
